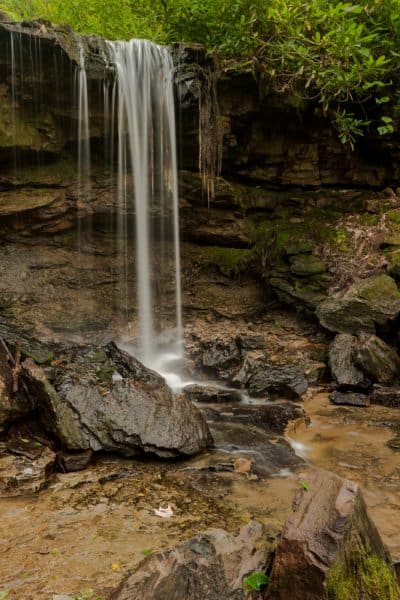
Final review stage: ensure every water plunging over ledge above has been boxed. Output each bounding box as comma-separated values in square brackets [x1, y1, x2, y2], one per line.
[104, 40, 183, 370]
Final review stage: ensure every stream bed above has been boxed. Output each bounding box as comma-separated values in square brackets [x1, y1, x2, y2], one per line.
[287, 391, 400, 566]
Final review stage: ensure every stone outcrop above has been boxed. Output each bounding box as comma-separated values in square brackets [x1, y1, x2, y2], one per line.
[110, 521, 269, 600]
[22, 342, 213, 458]
[316, 274, 400, 334]
[267, 468, 398, 600]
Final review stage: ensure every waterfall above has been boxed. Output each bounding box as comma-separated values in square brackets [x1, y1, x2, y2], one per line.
[105, 40, 183, 369]
[76, 41, 91, 199]
[5, 27, 183, 373]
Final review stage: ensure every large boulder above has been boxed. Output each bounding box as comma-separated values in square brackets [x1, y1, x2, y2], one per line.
[267, 469, 398, 599]
[110, 521, 269, 600]
[316, 274, 400, 334]
[22, 342, 213, 458]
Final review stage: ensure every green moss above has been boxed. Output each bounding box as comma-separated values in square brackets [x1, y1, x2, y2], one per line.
[24, 348, 55, 365]
[326, 555, 399, 600]
[289, 254, 327, 276]
[388, 211, 400, 225]
[357, 274, 400, 304]
[96, 365, 115, 384]
[199, 246, 251, 276]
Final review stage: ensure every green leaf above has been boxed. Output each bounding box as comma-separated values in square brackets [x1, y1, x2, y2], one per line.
[376, 96, 390, 104]
[243, 572, 269, 591]
[381, 115, 393, 123]
[141, 548, 153, 556]
[300, 480, 310, 490]
[0, 591, 10, 600]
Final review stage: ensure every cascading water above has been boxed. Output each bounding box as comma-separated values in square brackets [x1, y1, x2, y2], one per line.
[5, 26, 184, 378]
[105, 40, 183, 371]
[76, 41, 91, 198]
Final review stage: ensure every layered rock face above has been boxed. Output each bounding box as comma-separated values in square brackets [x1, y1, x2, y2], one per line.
[1, 19, 400, 344]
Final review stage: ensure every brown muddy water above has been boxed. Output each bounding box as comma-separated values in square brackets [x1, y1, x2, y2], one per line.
[0, 435, 300, 599]
[287, 391, 400, 564]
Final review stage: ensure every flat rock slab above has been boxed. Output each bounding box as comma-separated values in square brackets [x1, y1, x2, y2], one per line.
[0, 445, 56, 496]
[110, 521, 268, 600]
[202, 401, 307, 435]
[330, 390, 370, 407]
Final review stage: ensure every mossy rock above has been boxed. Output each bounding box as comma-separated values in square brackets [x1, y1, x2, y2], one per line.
[283, 239, 313, 256]
[199, 246, 251, 276]
[387, 249, 400, 277]
[326, 553, 399, 600]
[289, 254, 327, 277]
[317, 274, 400, 334]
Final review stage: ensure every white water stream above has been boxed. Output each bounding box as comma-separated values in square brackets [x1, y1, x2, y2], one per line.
[105, 40, 183, 370]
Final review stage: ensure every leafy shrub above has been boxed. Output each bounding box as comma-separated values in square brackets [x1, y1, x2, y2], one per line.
[3, 0, 400, 145]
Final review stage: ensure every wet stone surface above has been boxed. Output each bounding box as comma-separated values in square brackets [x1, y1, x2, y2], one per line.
[287, 391, 400, 564]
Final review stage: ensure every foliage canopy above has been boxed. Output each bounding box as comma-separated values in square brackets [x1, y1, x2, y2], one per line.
[2, 0, 400, 144]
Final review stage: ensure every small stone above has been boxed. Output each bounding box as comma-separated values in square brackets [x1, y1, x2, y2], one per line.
[236, 334, 266, 350]
[330, 390, 370, 407]
[0, 446, 56, 497]
[57, 449, 93, 472]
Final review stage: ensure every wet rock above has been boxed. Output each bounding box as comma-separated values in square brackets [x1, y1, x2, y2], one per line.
[22, 343, 213, 458]
[328, 333, 369, 388]
[370, 385, 400, 408]
[354, 333, 400, 385]
[316, 274, 400, 334]
[234, 356, 308, 399]
[201, 338, 241, 372]
[330, 390, 370, 407]
[183, 384, 242, 403]
[110, 521, 269, 600]
[236, 334, 266, 351]
[202, 401, 307, 435]
[57, 449, 93, 472]
[268, 468, 397, 599]
[0, 445, 56, 496]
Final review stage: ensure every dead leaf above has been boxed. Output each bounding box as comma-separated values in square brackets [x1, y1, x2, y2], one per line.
[154, 504, 174, 518]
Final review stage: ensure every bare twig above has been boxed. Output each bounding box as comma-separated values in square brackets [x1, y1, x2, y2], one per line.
[12, 342, 21, 393]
